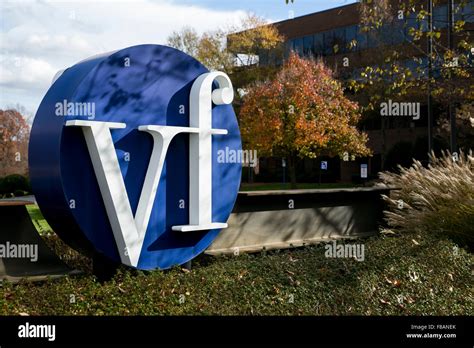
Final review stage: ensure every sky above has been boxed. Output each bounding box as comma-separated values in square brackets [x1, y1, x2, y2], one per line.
[0, 0, 356, 119]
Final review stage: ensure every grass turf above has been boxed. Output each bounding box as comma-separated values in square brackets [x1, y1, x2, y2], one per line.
[239, 182, 359, 191]
[1, 209, 472, 315]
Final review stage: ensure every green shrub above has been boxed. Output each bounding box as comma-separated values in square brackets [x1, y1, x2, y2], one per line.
[13, 189, 26, 197]
[379, 150, 474, 248]
[0, 174, 30, 194]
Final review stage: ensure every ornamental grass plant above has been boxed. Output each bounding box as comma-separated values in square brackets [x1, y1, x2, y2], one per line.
[379, 150, 474, 249]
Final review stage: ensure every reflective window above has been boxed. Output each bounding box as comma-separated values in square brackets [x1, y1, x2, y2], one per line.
[288, 39, 295, 51]
[324, 30, 335, 55]
[303, 35, 314, 56]
[333, 27, 346, 53]
[391, 21, 406, 44]
[405, 12, 418, 40]
[356, 26, 368, 50]
[433, 5, 448, 29]
[313, 33, 324, 56]
[367, 30, 379, 48]
[293, 38, 303, 55]
[454, 3, 463, 22]
[345, 25, 358, 51]
[381, 25, 394, 45]
[285, 40, 293, 55]
[462, 1, 474, 23]
[403, 57, 430, 78]
[419, 17, 428, 32]
[406, 12, 418, 28]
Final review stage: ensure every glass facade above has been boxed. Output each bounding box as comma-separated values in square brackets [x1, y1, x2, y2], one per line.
[345, 25, 357, 52]
[460, 0, 474, 20]
[355, 27, 368, 50]
[293, 37, 303, 55]
[286, 1, 474, 58]
[433, 5, 448, 29]
[323, 30, 335, 55]
[313, 32, 324, 56]
[303, 35, 314, 55]
[333, 27, 346, 53]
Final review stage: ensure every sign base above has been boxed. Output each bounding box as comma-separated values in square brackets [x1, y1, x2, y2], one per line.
[0, 200, 79, 283]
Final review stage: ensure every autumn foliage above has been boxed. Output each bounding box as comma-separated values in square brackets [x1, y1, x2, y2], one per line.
[0, 109, 30, 177]
[239, 53, 371, 186]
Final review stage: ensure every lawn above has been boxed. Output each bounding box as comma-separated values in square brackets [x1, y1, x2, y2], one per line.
[0, 207, 472, 315]
[26, 204, 53, 234]
[239, 182, 360, 191]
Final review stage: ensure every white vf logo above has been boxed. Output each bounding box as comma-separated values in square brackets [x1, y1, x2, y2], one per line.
[66, 72, 234, 267]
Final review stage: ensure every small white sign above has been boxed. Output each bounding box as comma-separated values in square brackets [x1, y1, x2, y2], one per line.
[282, 159, 286, 168]
[360, 164, 368, 178]
[321, 161, 328, 170]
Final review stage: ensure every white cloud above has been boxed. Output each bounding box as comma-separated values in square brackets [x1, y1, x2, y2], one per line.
[0, 56, 57, 90]
[0, 0, 247, 114]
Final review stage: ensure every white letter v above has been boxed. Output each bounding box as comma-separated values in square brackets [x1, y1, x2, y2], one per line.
[66, 120, 195, 267]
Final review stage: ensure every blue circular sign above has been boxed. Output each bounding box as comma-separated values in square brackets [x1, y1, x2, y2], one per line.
[29, 45, 242, 270]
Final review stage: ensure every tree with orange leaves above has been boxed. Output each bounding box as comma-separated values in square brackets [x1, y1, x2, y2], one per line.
[0, 109, 30, 177]
[239, 53, 371, 188]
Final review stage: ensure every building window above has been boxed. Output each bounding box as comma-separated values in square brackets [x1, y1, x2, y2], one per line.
[391, 21, 406, 45]
[303, 35, 314, 56]
[356, 26, 368, 50]
[380, 25, 393, 45]
[433, 5, 448, 29]
[285, 40, 293, 56]
[419, 17, 428, 33]
[293, 37, 303, 55]
[405, 12, 418, 40]
[323, 30, 335, 55]
[345, 25, 358, 51]
[313, 33, 324, 56]
[333, 27, 346, 53]
[462, 1, 474, 23]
